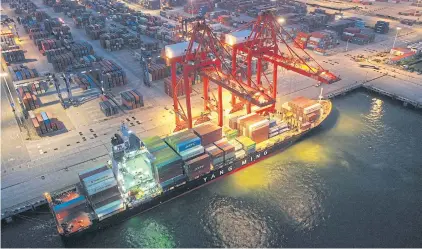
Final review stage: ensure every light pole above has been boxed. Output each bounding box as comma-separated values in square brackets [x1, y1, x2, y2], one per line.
[345, 38, 350, 52]
[389, 27, 401, 61]
[1, 72, 22, 127]
[392, 27, 401, 51]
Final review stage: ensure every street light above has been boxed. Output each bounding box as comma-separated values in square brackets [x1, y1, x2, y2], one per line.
[277, 18, 285, 24]
[392, 27, 401, 50]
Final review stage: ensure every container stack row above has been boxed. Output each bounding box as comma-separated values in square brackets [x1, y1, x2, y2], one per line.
[44, 47, 67, 62]
[2, 49, 25, 63]
[99, 100, 119, 116]
[229, 113, 270, 143]
[68, 41, 94, 58]
[183, 0, 213, 15]
[148, 63, 170, 81]
[281, 96, 322, 131]
[341, 27, 376, 45]
[1, 32, 16, 46]
[85, 24, 107, 40]
[120, 90, 144, 110]
[100, 33, 124, 51]
[165, 130, 204, 161]
[71, 73, 95, 90]
[17, 86, 39, 110]
[143, 136, 185, 188]
[307, 30, 338, 55]
[51, 52, 75, 72]
[163, 76, 186, 98]
[213, 139, 236, 165]
[40, 39, 62, 54]
[8, 65, 39, 81]
[375, 21, 389, 34]
[94, 59, 127, 90]
[29, 111, 59, 135]
[27, 80, 49, 94]
[121, 33, 141, 49]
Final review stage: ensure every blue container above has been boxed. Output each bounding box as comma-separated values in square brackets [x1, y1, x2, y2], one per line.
[41, 112, 51, 128]
[16, 71, 22, 81]
[177, 137, 201, 153]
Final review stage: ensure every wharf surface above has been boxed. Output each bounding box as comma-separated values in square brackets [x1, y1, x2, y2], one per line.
[2, 1, 422, 221]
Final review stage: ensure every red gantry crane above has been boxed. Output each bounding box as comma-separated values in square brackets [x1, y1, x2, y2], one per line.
[164, 11, 339, 131]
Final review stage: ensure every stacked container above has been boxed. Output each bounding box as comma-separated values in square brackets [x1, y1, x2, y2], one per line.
[17, 86, 39, 110]
[71, 74, 95, 90]
[307, 30, 338, 53]
[99, 100, 119, 116]
[28, 81, 49, 94]
[184, 154, 211, 180]
[51, 52, 75, 72]
[163, 76, 186, 98]
[40, 39, 62, 54]
[44, 48, 67, 62]
[235, 136, 256, 155]
[184, 0, 214, 14]
[8, 65, 39, 81]
[375, 21, 389, 34]
[148, 63, 170, 81]
[120, 90, 144, 110]
[214, 139, 236, 164]
[85, 24, 107, 40]
[165, 130, 203, 161]
[31, 111, 58, 134]
[205, 144, 224, 169]
[93, 59, 127, 89]
[143, 136, 184, 187]
[294, 32, 310, 49]
[68, 41, 94, 58]
[100, 33, 124, 51]
[223, 127, 238, 140]
[193, 123, 222, 146]
[2, 49, 25, 63]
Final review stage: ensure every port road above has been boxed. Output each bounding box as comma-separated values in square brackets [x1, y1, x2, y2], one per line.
[2, 0, 422, 214]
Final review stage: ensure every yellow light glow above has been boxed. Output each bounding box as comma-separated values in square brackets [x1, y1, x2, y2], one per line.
[278, 18, 285, 24]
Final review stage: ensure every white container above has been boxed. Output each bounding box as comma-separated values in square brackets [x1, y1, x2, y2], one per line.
[269, 131, 279, 138]
[165, 41, 198, 59]
[225, 30, 252, 45]
[303, 103, 322, 115]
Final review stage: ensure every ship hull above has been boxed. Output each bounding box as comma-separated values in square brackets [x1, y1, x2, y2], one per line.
[60, 127, 316, 242]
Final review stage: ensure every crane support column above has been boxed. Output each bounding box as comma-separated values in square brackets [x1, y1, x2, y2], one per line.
[246, 52, 252, 114]
[203, 75, 209, 111]
[257, 57, 262, 85]
[183, 68, 193, 129]
[171, 61, 180, 125]
[272, 61, 278, 109]
[218, 85, 223, 127]
[231, 47, 237, 105]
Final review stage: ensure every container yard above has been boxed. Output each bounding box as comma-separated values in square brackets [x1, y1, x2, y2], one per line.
[2, 0, 422, 245]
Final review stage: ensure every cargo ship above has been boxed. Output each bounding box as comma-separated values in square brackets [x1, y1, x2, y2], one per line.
[45, 96, 332, 240]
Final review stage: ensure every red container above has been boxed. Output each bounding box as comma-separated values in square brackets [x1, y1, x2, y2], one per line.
[193, 123, 223, 146]
[250, 125, 269, 143]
